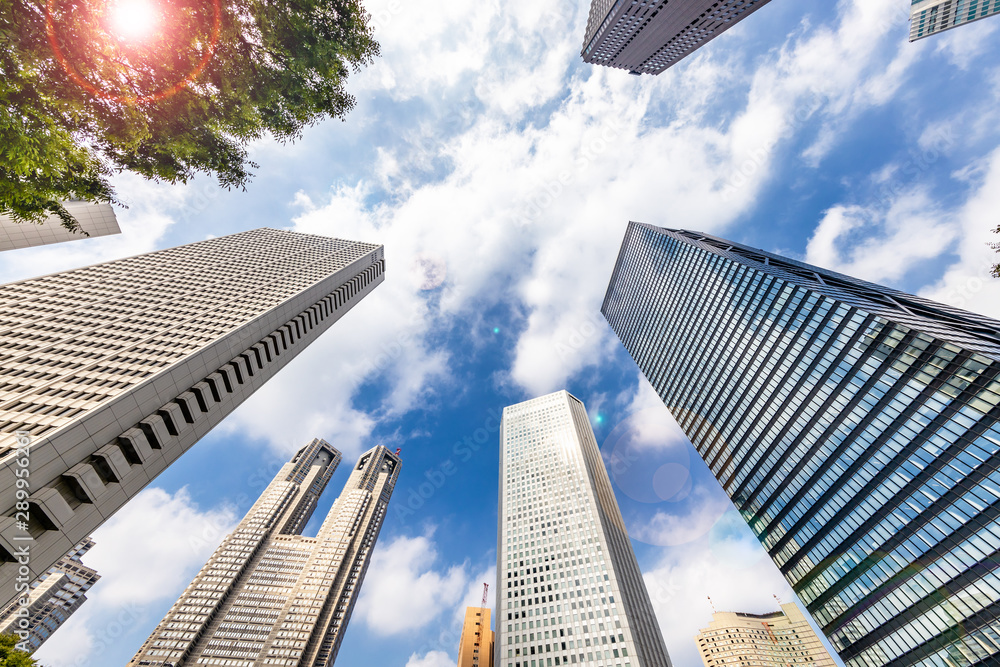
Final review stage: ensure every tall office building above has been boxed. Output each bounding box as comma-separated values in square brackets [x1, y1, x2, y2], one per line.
[0, 202, 121, 252]
[0, 228, 384, 607]
[128, 439, 400, 667]
[581, 0, 772, 75]
[602, 222, 1000, 667]
[694, 603, 836, 667]
[496, 391, 672, 667]
[909, 0, 1000, 41]
[458, 605, 495, 667]
[0, 538, 99, 651]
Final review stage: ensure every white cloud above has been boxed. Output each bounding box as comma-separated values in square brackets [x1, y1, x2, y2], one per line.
[920, 145, 1000, 320]
[644, 530, 800, 666]
[34, 487, 238, 667]
[804, 188, 957, 284]
[452, 566, 497, 627]
[630, 485, 732, 547]
[354, 531, 469, 635]
[933, 17, 1000, 70]
[225, 0, 937, 438]
[614, 376, 689, 451]
[405, 650, 456, 667]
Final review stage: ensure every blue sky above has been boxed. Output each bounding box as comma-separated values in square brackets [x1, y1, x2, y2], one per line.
[6, 0, 1000, 665]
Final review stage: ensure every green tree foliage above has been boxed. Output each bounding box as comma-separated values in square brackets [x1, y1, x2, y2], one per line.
[0, 633, 37, 666]
[1, 0, 378, 230]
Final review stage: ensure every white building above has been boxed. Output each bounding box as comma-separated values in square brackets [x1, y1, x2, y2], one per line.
[909, 0, 1000, 40]
[496, 390, 672, 667]
[0, 201, 120, 252]
[0, 228, 384, 608]
[129, 440, 400, 667]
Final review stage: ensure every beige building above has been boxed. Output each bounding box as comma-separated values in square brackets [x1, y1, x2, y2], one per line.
[458, 605, 494, 667]
[694, 603, 837, 667]
[0, 201, 120, 252]
[0, 228, 384, 608]
[129, 439, 400, 666]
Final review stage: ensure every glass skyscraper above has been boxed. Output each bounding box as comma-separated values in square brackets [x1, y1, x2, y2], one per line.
[602, 222, 1000, 667]
[909, 0, 1000, 41]
[496, 390, 672, 667]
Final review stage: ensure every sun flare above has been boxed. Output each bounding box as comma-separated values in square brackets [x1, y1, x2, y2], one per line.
[109, 0, 160, 40]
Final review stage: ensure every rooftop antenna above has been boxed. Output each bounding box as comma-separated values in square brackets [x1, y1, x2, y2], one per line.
[708, 596, 716, 613]
[773, 593, 783, 607]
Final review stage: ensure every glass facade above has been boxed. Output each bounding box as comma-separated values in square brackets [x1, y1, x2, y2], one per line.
[496, 391, 672, 667]
[909, 0, 1000, 41]
[602, 223, 1000, 667]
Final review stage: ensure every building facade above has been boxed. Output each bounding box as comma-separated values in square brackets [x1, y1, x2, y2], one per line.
[0, 228, 384, 607]
[0, 538, 99, 651]
[909, 0, 1000, 41]
[128, 439, 400, 667]
[496, 391, 672, 667]
[602, 222, 1000, 667]
[694, 603, 837, 667]
[0, 202, 121, 252]
[581, 0, 772, 75]
[459, 605, 495, 667]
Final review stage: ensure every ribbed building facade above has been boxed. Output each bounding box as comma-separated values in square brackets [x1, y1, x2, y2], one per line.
[0, 202, 121, 252]
[909, 0, 1000, 41]
[694, 603, 836, 667]
[0, 229, 384, 608]
[128, 439, 400, 667]
[602, 222, 1000, 667]
[496, 391, 672, 667]
[0, 538, 99, 651]
[581, 0, 772, 75]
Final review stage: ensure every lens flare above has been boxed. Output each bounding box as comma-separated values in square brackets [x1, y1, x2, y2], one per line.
[109, 0, 160, 40]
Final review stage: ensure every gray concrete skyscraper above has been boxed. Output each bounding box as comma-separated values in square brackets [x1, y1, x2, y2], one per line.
[581, 0, 773, 75]
[603, 222, 1000, 667]
[496, 391, 672, 667]
[0, 229, 384, 607]
[909, 0, 1000, 41]
[129, 439, 400, 667]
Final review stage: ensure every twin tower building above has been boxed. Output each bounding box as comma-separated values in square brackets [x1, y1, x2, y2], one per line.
[1, 222, 999, 667]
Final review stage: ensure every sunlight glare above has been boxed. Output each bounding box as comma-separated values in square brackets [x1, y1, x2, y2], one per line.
[110, 0, 160, 40]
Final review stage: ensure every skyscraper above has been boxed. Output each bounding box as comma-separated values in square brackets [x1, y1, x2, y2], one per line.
[909, 0, 1000, 41]
[496, 391, 672, 667]
[0, 538, 99, 651]
[0, 201, 121, 252]
[694, 603, 836, 667]
[128, 439, 400, 667]
[602, 222, 1000, 667]
[581, 0, 773, 75]
[458, 605, 495, 667]
[0, 228, 384, 607]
